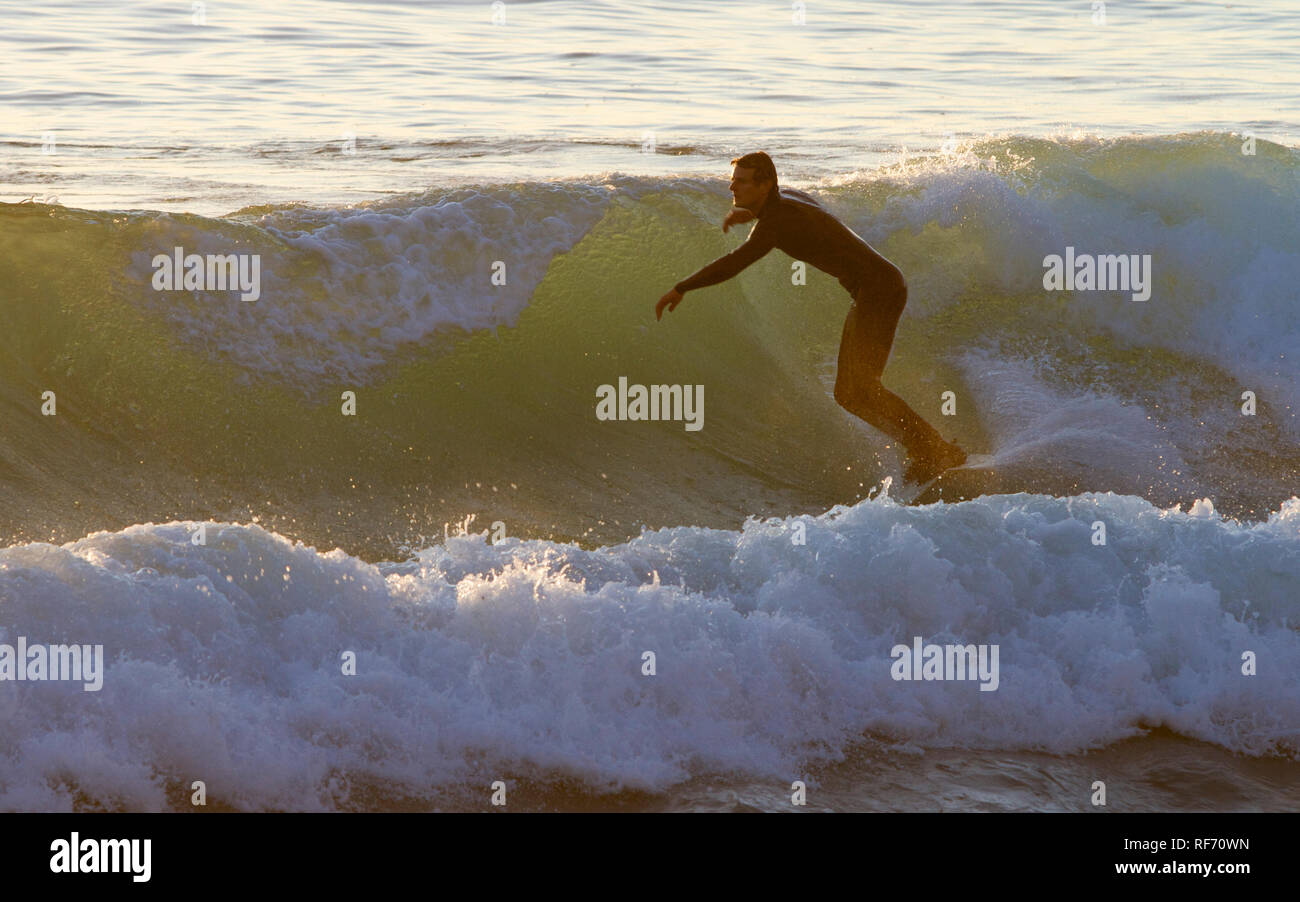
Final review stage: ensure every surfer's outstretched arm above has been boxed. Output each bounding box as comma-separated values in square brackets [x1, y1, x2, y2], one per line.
[656, 218, 776, 319]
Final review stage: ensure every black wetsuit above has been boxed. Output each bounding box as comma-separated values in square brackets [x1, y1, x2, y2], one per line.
[674, 186, 896, 298]
[672, 185, 955, 468]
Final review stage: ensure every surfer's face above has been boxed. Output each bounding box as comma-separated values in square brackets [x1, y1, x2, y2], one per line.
[730, 166, 771, 211]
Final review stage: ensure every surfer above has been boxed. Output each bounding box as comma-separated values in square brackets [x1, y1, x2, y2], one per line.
[655, 151, 966, 484]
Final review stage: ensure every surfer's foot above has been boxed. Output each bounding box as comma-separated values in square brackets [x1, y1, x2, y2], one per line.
[903, 440, 967, 484]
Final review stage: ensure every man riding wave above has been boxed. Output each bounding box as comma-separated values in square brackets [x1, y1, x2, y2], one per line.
[656, 151, 966, 484]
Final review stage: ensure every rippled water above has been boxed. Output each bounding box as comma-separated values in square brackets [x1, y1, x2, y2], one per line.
[3, 0, 1298, 210]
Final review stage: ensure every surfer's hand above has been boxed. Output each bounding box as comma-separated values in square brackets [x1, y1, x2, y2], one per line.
[722, 207, 755, 233]
[655, 289, 683, 320]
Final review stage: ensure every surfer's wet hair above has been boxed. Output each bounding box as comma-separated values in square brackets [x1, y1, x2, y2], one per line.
[731, 151, 778, 187]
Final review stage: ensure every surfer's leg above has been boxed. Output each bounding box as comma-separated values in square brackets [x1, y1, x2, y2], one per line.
[832, 272, 961, 469]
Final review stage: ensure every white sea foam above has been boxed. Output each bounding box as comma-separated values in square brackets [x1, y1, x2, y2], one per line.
[1, 492, 1296, 810]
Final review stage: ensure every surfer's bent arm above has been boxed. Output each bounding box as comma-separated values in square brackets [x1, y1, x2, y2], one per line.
[673, 225, 776, 295]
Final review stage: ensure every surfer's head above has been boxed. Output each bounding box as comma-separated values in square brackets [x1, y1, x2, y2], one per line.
[729, 151, 777, 211]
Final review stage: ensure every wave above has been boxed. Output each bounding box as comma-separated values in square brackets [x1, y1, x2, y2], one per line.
[1, 494, 1297, 810]
[1, 132, 1298, 555]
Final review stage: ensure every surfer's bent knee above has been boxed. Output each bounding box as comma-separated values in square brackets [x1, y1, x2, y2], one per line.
[833, 377, 887, 409]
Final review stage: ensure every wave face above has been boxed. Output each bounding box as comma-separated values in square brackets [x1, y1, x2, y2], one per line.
[1, 497, 1297, 810]
[2, 133, 1299, 810]
[3, 134, 1298, 555]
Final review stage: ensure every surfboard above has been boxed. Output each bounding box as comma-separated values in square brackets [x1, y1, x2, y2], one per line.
[904, 454, 1002, 506]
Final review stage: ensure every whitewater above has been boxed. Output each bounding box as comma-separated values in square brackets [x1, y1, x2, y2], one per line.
[2, 492, 1298, 811]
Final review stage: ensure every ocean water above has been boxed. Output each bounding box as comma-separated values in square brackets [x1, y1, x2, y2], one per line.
[1, 0, 1298, 811]
[4, 0, 1300, 211]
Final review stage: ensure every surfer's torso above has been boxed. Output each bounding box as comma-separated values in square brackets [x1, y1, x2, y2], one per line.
[674, 186, 887, 296]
